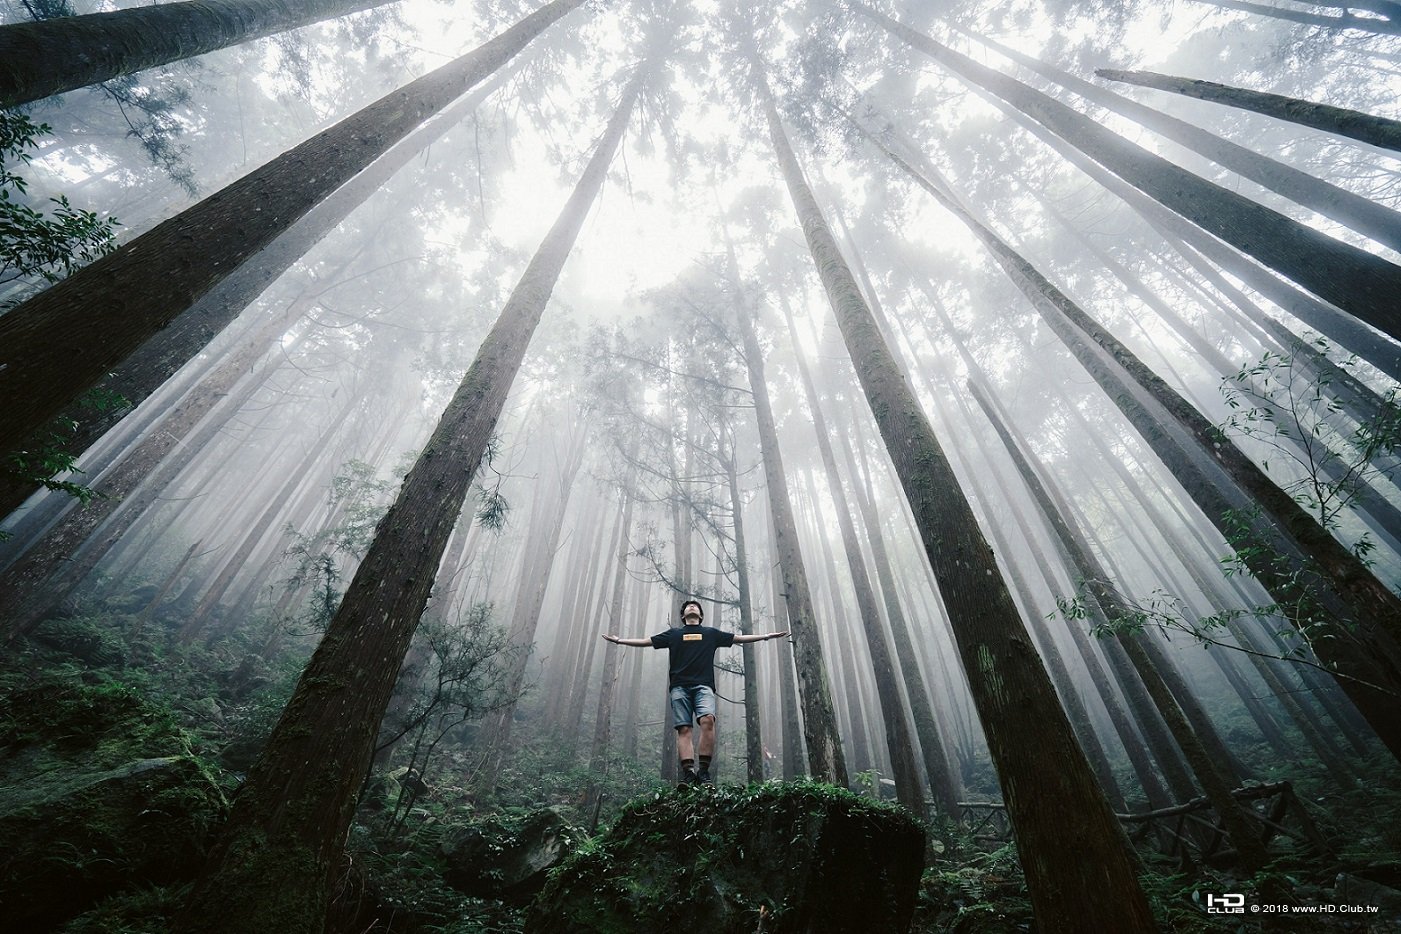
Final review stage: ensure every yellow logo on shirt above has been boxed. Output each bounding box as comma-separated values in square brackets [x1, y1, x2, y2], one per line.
[683, 633, 703, 641]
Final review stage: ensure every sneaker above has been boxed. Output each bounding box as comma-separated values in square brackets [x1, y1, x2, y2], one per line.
[678, 767, 700, 790]
[696, 768, 713, 786]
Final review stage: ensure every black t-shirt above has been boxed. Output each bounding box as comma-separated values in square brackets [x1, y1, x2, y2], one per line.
[650, 625, 736, 689]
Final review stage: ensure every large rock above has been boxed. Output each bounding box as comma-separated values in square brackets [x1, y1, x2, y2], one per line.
[441, 807, 578, 904]
[525, 782, 926, 934]
[0, 679, 227, 929]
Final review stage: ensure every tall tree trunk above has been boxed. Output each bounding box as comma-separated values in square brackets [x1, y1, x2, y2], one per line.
[543, 493, 611, 729]
[722, 439, 766, 785]
[825, 226, 967, 814]
[781, 303, 923, 813]
[0, 0, 588, 462]
[0, 323, 308, 639]
[969, 375, 1270, 869]
[768, 508, 807, 779]
[839, 414, 963, 814]
[800, 463, 875, 775]
[733, 270, 847, 786]
[173, 55, 651, 933]
[953, 30, 1401, 253]
[922, 334, 1174, 808]
[585, 484, 637, 812]
[564, 511, 629, 760]
[0, 68, 515, 520]
[857, 4, 1401, 344]
[0, 0, 404, 108]
[1190, 0, 1401, 36]
[747, 36, 1154, 931]
[1097, 67, 1401, 154]
[854, 110, 1401, 759]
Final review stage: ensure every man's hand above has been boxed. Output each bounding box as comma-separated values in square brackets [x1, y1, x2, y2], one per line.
[602, 634, 619, 644]
[771, 630, 790, 640]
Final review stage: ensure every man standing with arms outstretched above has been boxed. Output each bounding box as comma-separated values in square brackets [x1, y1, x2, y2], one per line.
[604, 599, 788, 787]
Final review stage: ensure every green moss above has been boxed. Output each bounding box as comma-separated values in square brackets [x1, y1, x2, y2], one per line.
[0, 675, 228, 930]
[527, 780, 925, 934]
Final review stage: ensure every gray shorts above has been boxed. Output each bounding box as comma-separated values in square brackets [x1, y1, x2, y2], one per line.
[669, 684, 716, 729]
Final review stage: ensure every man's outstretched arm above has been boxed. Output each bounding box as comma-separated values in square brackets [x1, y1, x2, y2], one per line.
[602, 634, 652, 647]
[732, 630, 789, 644]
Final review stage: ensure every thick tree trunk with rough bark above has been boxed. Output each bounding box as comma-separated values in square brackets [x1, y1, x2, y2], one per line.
[830, 221, 968, 815]
[173, 60, 647, 933]
[748, 37, 1155, 933]
[858, 4, 1401, 344]
[0, 0, 401, 107]
[1098, 67, 1401, 153]
[0, 0, 587, 463]
[0, 70, 514, 521]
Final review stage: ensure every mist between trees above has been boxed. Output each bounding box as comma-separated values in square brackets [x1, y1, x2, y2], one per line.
[3, 0, 1401, 930]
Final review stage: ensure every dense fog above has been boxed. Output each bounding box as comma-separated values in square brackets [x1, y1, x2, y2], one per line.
[4, 0, 1401, 929]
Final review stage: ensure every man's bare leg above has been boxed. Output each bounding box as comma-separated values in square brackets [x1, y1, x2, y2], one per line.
[696, 714, 717, 782]
[677, 725, 694, 762]
[698, 714, 716, 758]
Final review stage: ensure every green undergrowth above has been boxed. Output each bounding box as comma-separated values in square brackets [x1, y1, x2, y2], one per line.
[529, 780, 926, 933]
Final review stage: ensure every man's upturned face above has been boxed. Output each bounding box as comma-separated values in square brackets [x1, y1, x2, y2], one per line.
[682, 604, 702, 626]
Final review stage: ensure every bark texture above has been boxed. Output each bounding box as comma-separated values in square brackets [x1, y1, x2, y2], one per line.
[0, 69, 513, 521]
[1097, 67, 1401, 154]
[749, 36, 1155, 933]
[735, 276, 847, 786]
[0, 0, 402, 107]
[173, 57, 646, 933]
[0, 0, 587, 462]
[852, 108, 1401, 760]
[858, 4, 1401, 344]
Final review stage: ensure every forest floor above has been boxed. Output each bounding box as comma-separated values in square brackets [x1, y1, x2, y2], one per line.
[4, 606, 1401, 932]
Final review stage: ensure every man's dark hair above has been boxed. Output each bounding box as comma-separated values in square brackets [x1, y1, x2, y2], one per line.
[679, 599, 703, 620]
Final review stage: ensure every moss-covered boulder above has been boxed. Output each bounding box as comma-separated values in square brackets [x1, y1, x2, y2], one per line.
[525, 781, 925, 934]
[441, 807, 579, 904]
[0, 678, 227, 929]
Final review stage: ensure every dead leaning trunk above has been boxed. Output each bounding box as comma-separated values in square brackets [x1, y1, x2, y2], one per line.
[746, 35, 1156, 933]
[0, 0, 589, 463]
[173, 53, 651, 934]
[0, 0, 403, 107]
[854, 3, 1401, 345]
[733, 270, 847, 786]
[1096, 67, 1401, 154]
